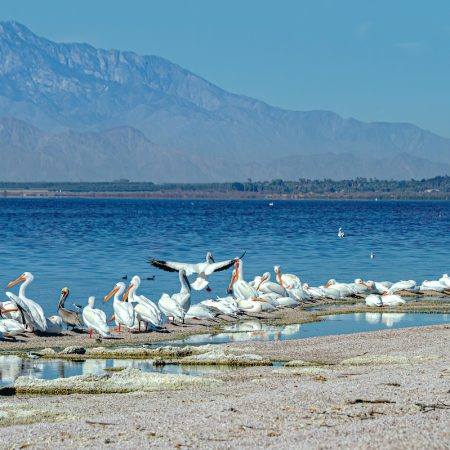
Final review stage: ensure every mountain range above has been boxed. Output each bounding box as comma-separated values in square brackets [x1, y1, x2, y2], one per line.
[0, 21, 449, 181]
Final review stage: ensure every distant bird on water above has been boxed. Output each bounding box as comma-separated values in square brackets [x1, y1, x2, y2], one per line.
[122, 275, 128, 280]
[338, 227, 345, 239]
[370, 252, 375, 259]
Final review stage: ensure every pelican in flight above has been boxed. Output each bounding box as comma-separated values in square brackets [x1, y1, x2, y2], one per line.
[58, 288, 83, 330]
[5, 272, 47, 333]
[149, 252, 245, 291]
[103, 282, 136, 332]
[123, 275, 163, 330]
[82, 296, 111, 338]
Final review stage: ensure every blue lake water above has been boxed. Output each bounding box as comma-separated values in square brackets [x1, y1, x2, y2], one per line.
[0, 198, 448, 317]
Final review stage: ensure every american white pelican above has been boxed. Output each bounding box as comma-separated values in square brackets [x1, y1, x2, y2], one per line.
[0, 318, 26, 337]
[46, 315, 64, 334]
[320, 282, 342, 300]
[227, 260, 258, 300]
[57, 288, 83, 330]
[359, 280, 389, 294]
[365, 294, 383, 307]
[102, 282, 136, 331]
[82, 296, 111, 338]
[274, 266, 301, 289]
[439, 274, 450, 288]
[302, 283, 324, 300]
[158, 294, 185, 324]
[186, 303, 218, 321]
[237, 298, 263, 313]
[150, 252, 244, 291]
[419, 280, 448, 293]
[388, 280, 417, 294]
[5, 273, 47, 332]
[255, 272, 287, 297]
[273, 296, 299, 308]
[350, 279, 370, 295]
[123, 275, 163, 330]
[380, 293, 406, 306]
[171, 270, 191, 313]
[200, 298, 240, 317]
[0, 301, 22, 321]
[324, 279, 355, 298]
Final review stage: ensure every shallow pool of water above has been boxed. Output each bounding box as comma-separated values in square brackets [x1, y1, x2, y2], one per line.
[151, 312, 449, 346]
[0, 356, 237, 387]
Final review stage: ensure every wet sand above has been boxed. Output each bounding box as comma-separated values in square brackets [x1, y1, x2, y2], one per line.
[1, 323, 449, 449]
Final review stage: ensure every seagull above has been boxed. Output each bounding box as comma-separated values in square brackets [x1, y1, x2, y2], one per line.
[338, 227, 345, 239]
[149, 252, 245, 291]
[370, 252, 375, 259]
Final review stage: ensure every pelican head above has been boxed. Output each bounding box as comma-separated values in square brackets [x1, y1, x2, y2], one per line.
[87, 296, 96, 308]
[256, 272, 271, 290]
[227, 264, 238, 294]
[103, 282, 126, 304]
[58, 287, 70, 307]
[206, 252, 216, 263]
[5, 272, 33, 289]
[325, 279, 336, 288]
[179, 269, 191, 291]
[122, 276, 141, 301]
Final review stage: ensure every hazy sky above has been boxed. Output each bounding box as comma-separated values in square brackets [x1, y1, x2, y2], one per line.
[2, 0, 450, 136]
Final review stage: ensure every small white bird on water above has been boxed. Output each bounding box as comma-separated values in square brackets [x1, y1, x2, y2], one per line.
[370, 252, 375, 259]
[338, 227, 345, 239]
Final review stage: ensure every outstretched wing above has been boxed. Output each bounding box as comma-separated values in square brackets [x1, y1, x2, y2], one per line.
[205, 252, 246, 275]
[149, 259, 200, 275]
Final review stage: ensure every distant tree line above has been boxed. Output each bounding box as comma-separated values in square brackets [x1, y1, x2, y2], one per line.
[0, 176, 449, 194]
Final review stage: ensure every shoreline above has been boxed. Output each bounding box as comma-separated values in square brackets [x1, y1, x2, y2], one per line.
[0, 189, 448, 201]
[1, 299, 449, 353]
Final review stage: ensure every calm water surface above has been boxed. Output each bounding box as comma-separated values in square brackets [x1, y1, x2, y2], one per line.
[155, 313, 450, 346]
[0, 199, 448, 316]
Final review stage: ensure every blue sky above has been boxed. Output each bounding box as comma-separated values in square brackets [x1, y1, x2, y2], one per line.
[2, 0, 450, 136]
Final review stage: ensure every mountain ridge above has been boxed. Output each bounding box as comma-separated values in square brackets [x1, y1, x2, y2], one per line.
[0, 21, 449, 181]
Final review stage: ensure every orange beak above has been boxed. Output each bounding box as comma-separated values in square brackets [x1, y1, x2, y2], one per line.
[227, 270, 236, 294]
[122, 283, 133, 302]
[325, 281, 332, 288]
[256, 275, 268, 291]
[107, 314, 116, 323]
[252, 297, 267, 302]
[360, 281, 374, 291]
[275, 269, 284, 287]
[5, 275, 26, 290]
[103, 286, 119, 304]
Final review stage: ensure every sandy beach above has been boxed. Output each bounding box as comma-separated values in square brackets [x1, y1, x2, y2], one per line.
[1, 320, 449, 449]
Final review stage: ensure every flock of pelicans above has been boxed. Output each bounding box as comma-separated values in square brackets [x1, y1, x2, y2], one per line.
[0, 252, 449, 340]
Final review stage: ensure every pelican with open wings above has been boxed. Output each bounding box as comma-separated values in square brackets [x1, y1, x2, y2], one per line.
[149, 252, 245, 291]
